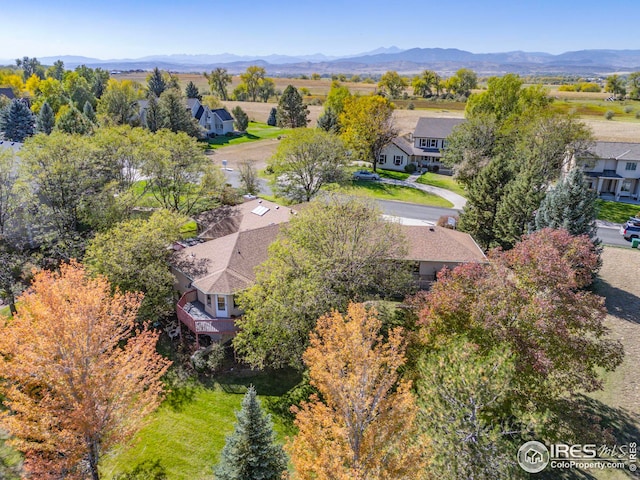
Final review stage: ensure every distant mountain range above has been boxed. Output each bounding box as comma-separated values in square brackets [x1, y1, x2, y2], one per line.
[3, 48, 640, 75]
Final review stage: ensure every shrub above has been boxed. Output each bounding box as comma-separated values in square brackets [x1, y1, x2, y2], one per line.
[605, 110, 615, 120]
[558, 85, 576, 92]
[636, 111, 640, 119]
[191, 349, 208, 372]
[207, 343, 226, 372]
[404, 163, 417, 173]
[407, 102, 415, 110]
[624, 105, 634, 114]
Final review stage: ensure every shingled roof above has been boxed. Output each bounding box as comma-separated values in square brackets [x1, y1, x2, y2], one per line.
[413, 117, 465, 139]
[400, 225, 486, 263]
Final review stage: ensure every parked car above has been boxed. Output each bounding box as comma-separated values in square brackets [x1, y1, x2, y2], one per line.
[353, 170, 380, 181]
[620, 224, 640, 240]
[624, 217, 640, 228]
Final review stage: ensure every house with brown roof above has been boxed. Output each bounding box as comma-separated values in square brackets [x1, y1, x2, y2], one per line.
[170, 199, 486, 344]
[379, 117, 465, 172]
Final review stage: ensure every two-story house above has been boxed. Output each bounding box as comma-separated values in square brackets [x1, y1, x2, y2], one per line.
[139, 98, 235, 136]
[567, 141, 640, 201]
[379, 117, 465, 172]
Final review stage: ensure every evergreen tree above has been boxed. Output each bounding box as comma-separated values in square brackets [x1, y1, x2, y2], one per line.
[158, 89, 201, 137]
[214, 386, 288, 480]
[55, 105, 94, 135]
[147, 67, 167, 98]
[0, 99, 35, 142]
[535, 167, 598, 239]
[276, 85, 309, 128]
[36, 101, 55, 134]
[493, 164, 547, 249]
[185, 81, 201, 101]
[266, 107, 277, 126]
[317, 107, 339, 133]
[83, 100, 97, 124]
[232, 106, 249, 132]
[458, 155, 513, 250]
[144, 95, 161, 133]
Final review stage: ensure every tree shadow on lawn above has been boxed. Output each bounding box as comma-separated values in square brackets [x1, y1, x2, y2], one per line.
[538, 394, 640, 479]
[111, 459, 168, 480]
[213, 368, 302, 397]
[593, 278, 640, 324]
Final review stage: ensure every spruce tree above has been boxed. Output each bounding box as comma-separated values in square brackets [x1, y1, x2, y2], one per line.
[55, 105, 93, 135]
[185, 81, 202, 101]
[214, 386, 288, 480]
[36, 101, 55, 134]
[232, 106, 249, 132]
[0, 99, 35, 142]
[276, 85, 309, 128]
[458, 155, 513, 250]
[535, 167, 598, 239]
[158, 89, 201, 137]
[144, 95, 161, 133]
[83, 100, 97, 124]
[266, 107, 277, 126]
[147, 67, 167, 98]
[317, 107, 339, 133]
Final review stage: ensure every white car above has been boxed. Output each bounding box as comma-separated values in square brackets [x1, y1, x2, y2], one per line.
[352, 170, 381, 181]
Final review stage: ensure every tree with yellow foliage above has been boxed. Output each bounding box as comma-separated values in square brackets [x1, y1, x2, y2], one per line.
[288, 303, 429, 480]
[0, 262, 170, 480]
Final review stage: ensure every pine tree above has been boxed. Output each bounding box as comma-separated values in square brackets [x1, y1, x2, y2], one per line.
[535, 167, 598, 239]
[214, 386, 288, 480]
[83, 100, 97, 124]
[232, 106, 249, 132]
[316, 107, 339, 133]
[147, 67, 167, 98]
[493, 164, 547, 249]
[0, 99, 35, 142]
[266, 107, 277, 126]
[458, 155, 513, 250]
[185, 81, 202, 101]
[36, 100, 55, 134]
[158, 89, 201, 137]
[144, 94, 161, 132]
[55, 105, 93, 135]
[276, 85, 309, 128]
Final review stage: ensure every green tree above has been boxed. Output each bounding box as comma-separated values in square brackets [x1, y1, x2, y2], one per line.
[85, 209, 187, 320]
[606, 74, 626, 98]
[143, 129, 225, 214]
[257, 77, 276, 102]
[316, 107, 339, 133]
[535, 167, 598, 240]
[458, 155, 513, 250]
[238, 160, 260, 195]
[204, 67, 231, 100]
[378, 70, 408, 98]
[184, 80, 201, 100]
[417, 338, 519, 479]
[276, 85, 309, 128]
[412, 69, 440, 97]
[30, 77, 66, 114]
[46, 59, 65, 81]
[97, 79, 143, 126]
[0, 149, 18, 237]
[340, 95, 397, 172]
[269, 128, 348, 201]
[240, 66, 266, 102]
[214, 386, 288, 480]
[147, 67, 168, 98]
[232, 106, 249, 132]
[64, 72, 96, 110]
[54, 104, 94, 135]
[15, 56, 44, 81]
[91, 68, 110, 98]
[0, 100, 35, 142]
[234, 195, 413, 369]
[144, 94, 161, 132]
[266, 107, 277, 126]
[83, 99, 97, 123]
[158, 88, 201, 137]
[324, 81, 351, 116]
[628, 72, 640, 100]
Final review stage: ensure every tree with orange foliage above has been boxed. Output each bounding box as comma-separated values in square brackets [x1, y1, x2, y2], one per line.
[0, 262, 171, 480]
[288, 303, 429, 480]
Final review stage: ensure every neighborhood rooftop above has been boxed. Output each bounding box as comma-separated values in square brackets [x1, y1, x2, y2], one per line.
[413, 117, 465, 139]
[401, 225, 486, 263]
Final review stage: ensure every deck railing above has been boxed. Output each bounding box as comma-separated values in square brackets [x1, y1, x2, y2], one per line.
[176, 290, 239, 337]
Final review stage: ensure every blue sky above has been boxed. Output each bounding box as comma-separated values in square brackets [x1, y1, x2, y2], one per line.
[1, 0, 638, 60]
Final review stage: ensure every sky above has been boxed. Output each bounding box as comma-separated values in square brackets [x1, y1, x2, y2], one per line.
[1, 0, 639, 61]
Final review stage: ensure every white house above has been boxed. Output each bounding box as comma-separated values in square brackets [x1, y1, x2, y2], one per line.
[379, 117, 465, 172]
[567, 141, 640, 201]
[139, 98, 235, 136]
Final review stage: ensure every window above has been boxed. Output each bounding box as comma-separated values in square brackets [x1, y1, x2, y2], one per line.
[206, 294, 211, 307]
[429, 139, 438, 148]
[625, 162, 637, 171]
[621, 179, 632, 192]
[394, 155, 403, 165]
[217, 295, 226, 311]
[419, 138, 427, 147]
[378, 154, 387, 164]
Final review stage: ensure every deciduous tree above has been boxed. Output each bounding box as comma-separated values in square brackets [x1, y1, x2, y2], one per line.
[238, 160, 260, 195]
[214, 386, 288, 480]
[269, 128, 347, 201]
[412, 69, 440, 97]
[0, 262, 170, 480]
[97, 79, 143, 126]
[204, 67, 231, 100]
[234, 196, 413, 369]
[378, 70, 408, 98]
[239, 65, 266, 102]
[289, 303, 427, 480]
[340, 95, 397, 172]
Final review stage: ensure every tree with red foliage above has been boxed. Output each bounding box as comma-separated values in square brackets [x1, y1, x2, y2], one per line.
[0, 262, 170, 480]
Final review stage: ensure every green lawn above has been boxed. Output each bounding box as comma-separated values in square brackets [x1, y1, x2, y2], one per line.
[0, 305, 10, 318]
[102, 370, 299, 480]
[596, 199, 640, 224]
[377, 170, 411, 181]
[416, 172, 466, 196]
[340, 181, 453, 207]
[203, 122, 295, 150]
